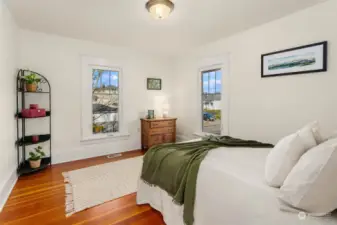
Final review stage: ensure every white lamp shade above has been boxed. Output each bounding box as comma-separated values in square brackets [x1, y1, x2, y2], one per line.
[162, 103, 170, 110]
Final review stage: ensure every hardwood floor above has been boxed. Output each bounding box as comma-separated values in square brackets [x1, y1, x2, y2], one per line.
[0, 150, 166, 225]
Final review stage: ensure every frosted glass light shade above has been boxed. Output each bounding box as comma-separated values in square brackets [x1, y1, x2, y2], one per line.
[146, 0, 174, 20]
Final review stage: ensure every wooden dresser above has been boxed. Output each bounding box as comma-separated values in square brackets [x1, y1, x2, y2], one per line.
[141, 118, 177, 150]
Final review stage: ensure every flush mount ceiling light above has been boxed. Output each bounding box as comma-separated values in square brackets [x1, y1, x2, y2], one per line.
[146, 0, 174, 20]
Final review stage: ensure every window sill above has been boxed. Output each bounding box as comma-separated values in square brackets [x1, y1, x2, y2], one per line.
[81, 132, 130, 145]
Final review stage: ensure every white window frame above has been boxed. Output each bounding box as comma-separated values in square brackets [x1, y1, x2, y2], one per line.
[81, 56, 129, 142]
[200, 67, 222, 135]
[194, 55, 230, 137]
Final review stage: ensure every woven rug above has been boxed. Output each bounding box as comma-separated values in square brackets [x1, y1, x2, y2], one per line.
[62, 156, 143, 216]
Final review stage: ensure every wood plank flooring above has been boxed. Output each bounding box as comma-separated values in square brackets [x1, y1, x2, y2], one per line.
[0, 150, 165, 225]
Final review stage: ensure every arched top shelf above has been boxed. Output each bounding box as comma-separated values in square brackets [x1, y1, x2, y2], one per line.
[17, 69, 51, 93]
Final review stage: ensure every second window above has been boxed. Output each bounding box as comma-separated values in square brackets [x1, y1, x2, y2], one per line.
[202, 69, 222, 135]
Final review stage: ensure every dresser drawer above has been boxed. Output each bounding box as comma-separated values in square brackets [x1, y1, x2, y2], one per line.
[149, 127, 174, 135]
[150, 120, 175, 128]
[149, 135, 163, 146]
[163, 134, 174, 143]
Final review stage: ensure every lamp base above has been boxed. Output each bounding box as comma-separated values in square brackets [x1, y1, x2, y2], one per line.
[162, 111, 169, 118]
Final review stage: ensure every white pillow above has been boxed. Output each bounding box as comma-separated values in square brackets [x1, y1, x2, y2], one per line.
[297, 123, 319, 149]
[265, 125, 317, 187]
[279, 138, 337, 215]
[302, 121, 324, 144]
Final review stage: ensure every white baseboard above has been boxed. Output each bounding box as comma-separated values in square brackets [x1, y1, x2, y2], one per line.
[0, 169, 18, 212]
[52, 143, 140, 165]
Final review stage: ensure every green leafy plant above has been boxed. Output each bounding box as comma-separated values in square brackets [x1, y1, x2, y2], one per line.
[23, 73, 41, 84]
[29, 146, 46, 161]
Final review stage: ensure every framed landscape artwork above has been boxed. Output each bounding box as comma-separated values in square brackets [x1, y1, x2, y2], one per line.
[261, 41, 328, 78]
[147, 78, 162, 90]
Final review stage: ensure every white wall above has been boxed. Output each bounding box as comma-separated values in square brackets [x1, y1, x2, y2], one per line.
[172, 0, 337, 144]
[18, 30, 173, 164]
[0, 0, 18, 210]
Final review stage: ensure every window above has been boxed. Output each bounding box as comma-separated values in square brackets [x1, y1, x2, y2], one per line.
[81, 56, 127, 142]
[92, 69, 119, 134]
[202, 69, 222, 135]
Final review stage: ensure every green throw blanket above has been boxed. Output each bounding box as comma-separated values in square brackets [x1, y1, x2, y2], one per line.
[141, 136, 273, 225]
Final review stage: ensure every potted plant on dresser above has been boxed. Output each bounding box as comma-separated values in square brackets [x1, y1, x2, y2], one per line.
[29, 146, 46, 168]
[23, 73, 41, 92]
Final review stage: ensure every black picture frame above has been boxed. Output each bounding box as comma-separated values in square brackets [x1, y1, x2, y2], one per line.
[147, 78, 162, 90]
[261, 41, 328, 78]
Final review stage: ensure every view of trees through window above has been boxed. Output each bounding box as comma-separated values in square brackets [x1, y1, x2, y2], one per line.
[202, 69, 222, 134]
[92, 69, 119, 134]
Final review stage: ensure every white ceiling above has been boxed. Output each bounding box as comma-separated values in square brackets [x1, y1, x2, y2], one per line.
[7, 0, 327, 55]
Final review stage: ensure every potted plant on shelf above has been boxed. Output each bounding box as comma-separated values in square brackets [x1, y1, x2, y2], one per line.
[28, 146, 46, 168]
[23, 73, 41, 92]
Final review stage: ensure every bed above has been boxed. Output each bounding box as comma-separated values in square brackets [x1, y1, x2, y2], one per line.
[137, 146, 337, 225]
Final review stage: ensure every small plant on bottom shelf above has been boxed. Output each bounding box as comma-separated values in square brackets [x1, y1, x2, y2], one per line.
[22, 73, 41, 92]
[28, 146, 46, 169]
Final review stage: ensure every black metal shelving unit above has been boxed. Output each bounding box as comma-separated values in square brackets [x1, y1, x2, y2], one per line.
[16, 70, 52, 176]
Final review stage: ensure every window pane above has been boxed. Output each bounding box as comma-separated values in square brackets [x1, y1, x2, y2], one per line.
[209, 71, 216, 94]
[202, 69, 221, 135]
[215, 70, 222, 94]
[92, 69, 119, 134]
[202, 72, 209, 93]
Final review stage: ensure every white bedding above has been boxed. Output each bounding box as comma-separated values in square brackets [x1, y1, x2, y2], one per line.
[137, 147, 337, 225]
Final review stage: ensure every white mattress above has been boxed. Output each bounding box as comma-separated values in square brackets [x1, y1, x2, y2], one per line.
[137, 147, 337, 225]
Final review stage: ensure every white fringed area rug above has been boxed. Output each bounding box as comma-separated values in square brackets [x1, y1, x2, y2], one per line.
[62, 156, 143, 216]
